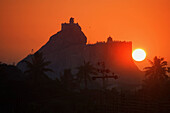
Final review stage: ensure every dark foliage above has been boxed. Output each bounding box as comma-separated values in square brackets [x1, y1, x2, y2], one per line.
[0, 57, 169, 113]
[60, 69, 78, 91]
[0, 63, 23, 82]
[76, 61, 97, 89]
[142, 56, 170, 100]
[144, 56, 170, 80]
[24, 52, 53, 83]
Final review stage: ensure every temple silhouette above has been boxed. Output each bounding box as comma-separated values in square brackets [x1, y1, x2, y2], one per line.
[17, 18, 143, 89]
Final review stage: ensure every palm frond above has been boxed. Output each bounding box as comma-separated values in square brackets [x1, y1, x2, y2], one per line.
[168, 67, 170, 73]
[143, 66, 153, 70]
[24, 51, 52, 82]
[160, 57, 164, 61]
[144, 56, 169, 81]
[24, 60, 33, 68]
[42, 68, 53, 72]
[161, 61, 167, 66]
[41, 61, 51, 67]
[148, 59, 154, 66]
[144, 70, 153, 76]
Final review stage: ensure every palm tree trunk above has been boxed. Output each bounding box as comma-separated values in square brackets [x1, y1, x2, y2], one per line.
[84, 74, 87, 89]
[103, 78, 106, 90]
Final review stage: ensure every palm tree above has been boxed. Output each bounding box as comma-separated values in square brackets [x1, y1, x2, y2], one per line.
[60, 69, 76, 90]
[24, 52, 53, 83]
[143, 56, 170, 81]
[143, 56, 170, 99]
[76, 61, 97, 89]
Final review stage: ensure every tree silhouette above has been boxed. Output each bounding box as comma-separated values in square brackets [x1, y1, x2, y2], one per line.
[76, 61, 97, 89]
[144, 56, 170, 81]
[24, 52, 53, 83]
[60, 69, 76, 90]
[0, 63, 23, 82]
[143, 56, 170, 99]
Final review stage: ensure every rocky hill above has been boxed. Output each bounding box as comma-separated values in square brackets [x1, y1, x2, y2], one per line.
[17, 18, 144, 89]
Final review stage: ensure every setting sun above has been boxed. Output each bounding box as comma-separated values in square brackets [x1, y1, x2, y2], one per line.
[132, 49, 146, 61]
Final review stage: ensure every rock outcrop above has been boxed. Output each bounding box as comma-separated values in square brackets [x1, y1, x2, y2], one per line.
[17, 18, 144, 89]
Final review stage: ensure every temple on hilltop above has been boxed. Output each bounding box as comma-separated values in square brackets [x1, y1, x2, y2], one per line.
[61, 17, 82, 31]
[17, 17, 143, 90]
[86, 36, 133, 71]
[107, 36, 113, 43]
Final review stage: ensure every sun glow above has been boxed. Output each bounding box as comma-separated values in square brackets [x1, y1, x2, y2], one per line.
[132, 49, 146, 61]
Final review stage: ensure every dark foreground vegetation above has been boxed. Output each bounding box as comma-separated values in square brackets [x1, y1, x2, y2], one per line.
[0, 53, 169, 113]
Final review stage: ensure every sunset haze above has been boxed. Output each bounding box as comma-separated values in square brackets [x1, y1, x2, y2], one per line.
[0, 0, 170, 69]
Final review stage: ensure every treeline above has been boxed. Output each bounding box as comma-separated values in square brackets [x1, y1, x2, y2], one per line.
[0, 53, 169, 113]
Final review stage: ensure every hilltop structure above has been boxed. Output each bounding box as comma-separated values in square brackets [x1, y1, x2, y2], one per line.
[17, 18, 143, 89]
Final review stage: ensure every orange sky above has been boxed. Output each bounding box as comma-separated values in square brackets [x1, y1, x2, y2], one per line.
[0, 0, 170, 70]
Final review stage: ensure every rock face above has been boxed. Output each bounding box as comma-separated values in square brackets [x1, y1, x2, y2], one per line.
[39, 17, 87, 57]
[17, 18, 143, 89]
